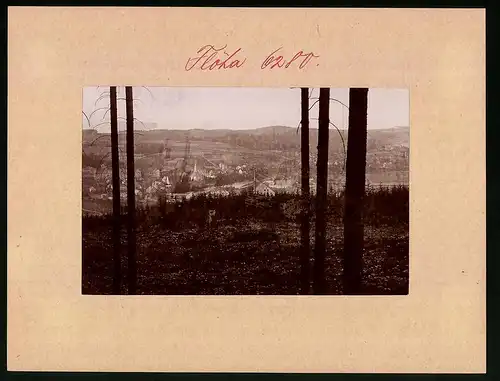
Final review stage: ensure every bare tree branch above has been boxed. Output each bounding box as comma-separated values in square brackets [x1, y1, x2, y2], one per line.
[87, 134, 111, 147]
[310, 97, 349, 111]
[82, 111, 91, 128]
[141, 86, 155, 100]
[115, 117, 145, 136]
[133, 117, 148, 130]
[329, 121, 347, 170]
[97, 152, 112, 169]
[311, 117, 347, 171]
[117, 97, 144, 105]
[89, 106, 110, 121]
[91, 121, 112, 131]
[94, 92, 111, 107]
[102, 107, 111, 121]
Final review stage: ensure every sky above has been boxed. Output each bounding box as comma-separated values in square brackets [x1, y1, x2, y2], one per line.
[82, 87, 409, 132]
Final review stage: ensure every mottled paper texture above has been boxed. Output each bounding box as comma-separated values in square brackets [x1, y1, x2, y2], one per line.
[8, 7, 485, 372]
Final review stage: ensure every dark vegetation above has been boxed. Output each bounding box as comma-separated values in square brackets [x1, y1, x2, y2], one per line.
[214, 172, 249, 186]
[82, 185, 409, 295]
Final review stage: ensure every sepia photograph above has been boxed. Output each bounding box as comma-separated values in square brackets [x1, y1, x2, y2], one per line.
[82, 87, 409, 296]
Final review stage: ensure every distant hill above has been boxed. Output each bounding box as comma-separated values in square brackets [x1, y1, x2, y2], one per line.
[83, 125, 409, 172]
[240, 125, 297, 136]
[84, 124, 408, 142]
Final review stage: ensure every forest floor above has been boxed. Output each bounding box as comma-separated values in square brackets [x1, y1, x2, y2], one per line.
[82, 218, 409, 295]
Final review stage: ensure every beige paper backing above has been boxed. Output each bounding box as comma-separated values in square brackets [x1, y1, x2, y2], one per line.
[7, 7, 485, 373]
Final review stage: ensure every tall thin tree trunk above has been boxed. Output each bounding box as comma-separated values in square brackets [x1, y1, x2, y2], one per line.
[343, 88, 369, 295]
[300, 88, 310, 294]
[110, 86, 121, 294]
[313, 88, 330, 294]
[125, 86, 137, 295]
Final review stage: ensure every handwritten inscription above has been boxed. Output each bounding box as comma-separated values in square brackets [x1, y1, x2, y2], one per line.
[185, 45, 246, 71]
[261, 47, 320, 70]
[185, 45, 319, 71]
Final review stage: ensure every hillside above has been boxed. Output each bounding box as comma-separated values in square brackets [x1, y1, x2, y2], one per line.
[83, 125, 409, 154]
[82, 125, 409, 184]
